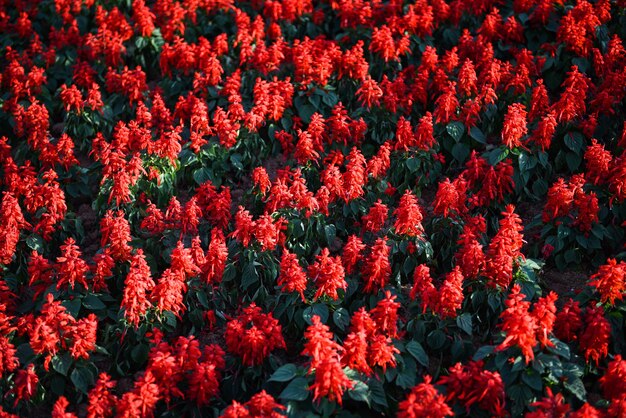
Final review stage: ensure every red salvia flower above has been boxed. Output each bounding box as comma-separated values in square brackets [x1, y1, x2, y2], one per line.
[341, 330, 371, 375]
[579, 304, 610, 365]
[455, 225, 485, 279]
[52, 396, 77, 418]
[484, 205, 525, 288]
[254, 213, 284, 252]
[55, 237, 89, 291]
[526, 387, 570, 418]
[100, 210, 133, 262]
[394, 190, 424, 237]
[0, 335, 19, 378]
[0, 192, 29, 265]
[252, 166, 271, 195]
[342, 235, 365, 275]
[437, 360, 506, 417]
[361, 199, 388, 233]
[277, 248, 308, 301]
[367, 333, 399, 373]
[246, 390, 286, 417]
[87, 373, 117, 418]
[501, 103, 528, 149]
[202, 228, 228, 285]
[398, 375, 453, 418]
[9, 364, 38, 407]
[553, 299, 583, 342]
[356, 75, 382, 109]
[231, 206, 256, 248]
[433, 178, 464, 218]
[531, 292, 558, 349]
[589, 258, 626, 305]
[225, 304, 285, 366]
[584, 139, 612, 185]
[302, 316, 352, 405]
[436, 266, 465, 319]
[496, 284, 537, 363]
[342, 147, 367, 202]
[599, 354, 626, 401]
[309, 248, 347, 300]
[121, 250, 155, 328]
[371, 291, 400, 338]
[361, 238, 391, 293]
[187, 361, 220, 406]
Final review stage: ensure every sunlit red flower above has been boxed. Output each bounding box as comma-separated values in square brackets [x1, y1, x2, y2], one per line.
[398, 375, 453, 418]
[225, 304, 285, 366]
[308, 248, 346, 300]
[277, 249, 308, 301]
[496, 284, 537, 363]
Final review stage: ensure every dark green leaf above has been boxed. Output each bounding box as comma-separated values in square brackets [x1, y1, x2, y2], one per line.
[446, 121, 465, 142]
[26, 234, 44, 252]
[368, 378, 388, 408]
[70, 366, 95, 394]
[427, 330, 446, 350]
[51, 352, 72, 376]
[564, 132, 584, 152]
[473, 345, 495, 361]
[451, 142, 470, 163]
[279, 377, 309, 401]
[469, 126, 486, 143]
[456, 313, 472, 335]
[269, 364, 297, 382]
[82, 294, 106, 310]
[303, 303, 329, 325]
[406, 341, 429, 367]
[347, 381, 369, 405]
[487, 147, 509, 165]
[333, 308, 350, 331]
[521, 371, 543, 391]
[564, 377, 586, 401]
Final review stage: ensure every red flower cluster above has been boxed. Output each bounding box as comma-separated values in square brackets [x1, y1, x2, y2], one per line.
[225, 304, 285, 366]
[302, 315, 353, 405]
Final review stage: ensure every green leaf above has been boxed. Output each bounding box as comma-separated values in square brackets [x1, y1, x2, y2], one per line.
[565, 152, 582, 171]
[405, 157, 420, 172]
[279, 377, 309, 401]
[469, 126, 486, 143]
[518, 152, 536, 173]
[62, 299, 81, 318]
[348, 381, 370, 405]
[303, 304, 329, 325]
[427, 330, 446, 350]
[564, 132, 584, 152]
[131, 343, 150, 364]
[82, 294, 106, 310]
[406, 341, 429, 367]
[451, 142, 470, 163]
[487, 147, 509, 165]
[546, 338, 570, 360]
[241, 262, 260, 291]
[193, 167, 212, 185]
[269, 364, 297, 382]
[473, 345, 495, 361]
[564, 377, 586, 401]
[368, 378, 388, 408]
[70, 366, 95, 394]
[521, 371, 543, 391]
[26, 234, 44, 252]
[446, 121, 465, 142]
[456, 313, 472, 335]
[333, 308, 350, 331]
[51, 352, 72, 376]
